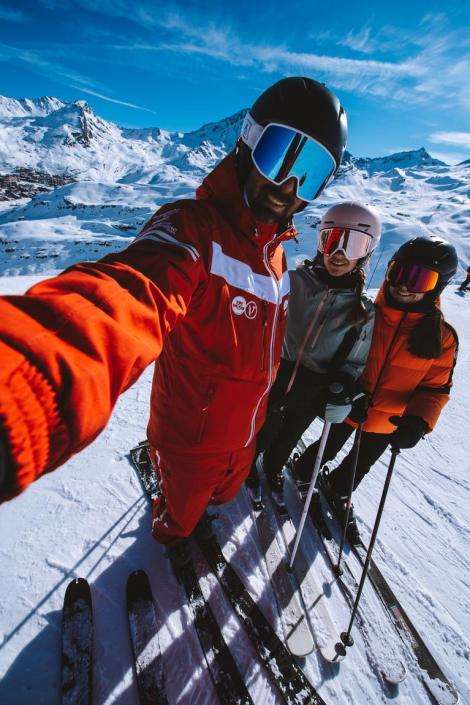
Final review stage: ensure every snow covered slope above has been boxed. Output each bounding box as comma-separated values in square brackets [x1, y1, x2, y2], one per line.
[0, 275, 468, 705]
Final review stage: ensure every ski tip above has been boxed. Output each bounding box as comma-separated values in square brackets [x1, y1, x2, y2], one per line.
[127, 569, 152, 602]
[130, 440, 149, 452]
[64, 577, 91, 603]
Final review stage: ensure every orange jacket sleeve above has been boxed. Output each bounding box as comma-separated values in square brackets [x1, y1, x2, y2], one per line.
[0, 206, 207, 499]
[404, 324, 458, 431]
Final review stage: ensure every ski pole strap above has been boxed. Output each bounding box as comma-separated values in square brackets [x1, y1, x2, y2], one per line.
[329, 326, 359, 372]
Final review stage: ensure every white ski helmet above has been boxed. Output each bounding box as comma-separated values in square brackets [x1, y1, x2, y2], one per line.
[318, 201, 382, 262]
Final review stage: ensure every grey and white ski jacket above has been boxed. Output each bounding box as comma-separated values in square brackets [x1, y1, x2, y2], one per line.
[282, 264, 375, 381]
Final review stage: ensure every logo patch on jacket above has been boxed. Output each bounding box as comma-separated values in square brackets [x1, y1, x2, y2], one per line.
[232, 296, 258, 319]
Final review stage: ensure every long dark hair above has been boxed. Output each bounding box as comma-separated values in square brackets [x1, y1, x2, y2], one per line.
[352, 268, 369, 325]
[408, 305, 444, 359]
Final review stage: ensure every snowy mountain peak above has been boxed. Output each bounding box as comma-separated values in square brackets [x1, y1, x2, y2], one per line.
[354, 147, 445, 173]
[183, 108, 246, 149]
[0, 95, 65, 118]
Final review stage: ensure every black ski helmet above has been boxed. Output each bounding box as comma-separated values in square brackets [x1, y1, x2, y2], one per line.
[390, 236, 458, 296]
[246, 77, 347, 171]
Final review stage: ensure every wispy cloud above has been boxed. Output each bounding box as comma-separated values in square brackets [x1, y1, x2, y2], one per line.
[427, 150, 468, 165]
[12, 4, 470, 114]
[112, 17, 422, 99]
[430, 132, 470, 149]
[104, 8, 470, 110]
[75, 86, 156, 112]
[0, 7, 28, 22]
[339, 27, 378, 54]
[0, 42, 154, 114]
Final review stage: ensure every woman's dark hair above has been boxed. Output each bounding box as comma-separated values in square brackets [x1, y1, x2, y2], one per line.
[352, 268, 369, 325]
[408, 305, 444, 359]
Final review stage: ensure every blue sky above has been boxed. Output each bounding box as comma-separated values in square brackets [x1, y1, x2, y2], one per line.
[0, 0, 469, 163]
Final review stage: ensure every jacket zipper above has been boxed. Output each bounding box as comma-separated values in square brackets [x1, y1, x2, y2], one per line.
[196, 385, 215, 443]
[245, 236, 283, 446]
[284, 289, 330, 396]
[261, 301, 268, 371]
[370, 312, 407, 402]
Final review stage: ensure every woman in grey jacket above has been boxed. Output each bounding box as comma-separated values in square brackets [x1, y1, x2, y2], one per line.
[247, 202, 381, 516]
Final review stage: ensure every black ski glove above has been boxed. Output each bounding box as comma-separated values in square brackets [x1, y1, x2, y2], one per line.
[389, 415, 429, 450]
[348, 392, 371, 424]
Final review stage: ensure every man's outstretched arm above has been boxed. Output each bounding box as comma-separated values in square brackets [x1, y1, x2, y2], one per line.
[0, 208, 207, 501]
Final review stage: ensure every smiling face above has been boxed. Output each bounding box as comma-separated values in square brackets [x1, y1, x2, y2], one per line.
[388, 284, 426, 304]
[323, 251, 359, 277]
[244, 166, 306, 224]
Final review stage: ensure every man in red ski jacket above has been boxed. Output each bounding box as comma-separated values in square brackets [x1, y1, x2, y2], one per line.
[0, 77, 347, 558]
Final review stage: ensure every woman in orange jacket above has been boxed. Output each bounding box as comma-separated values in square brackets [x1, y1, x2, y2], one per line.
[292, 236, 459, 543]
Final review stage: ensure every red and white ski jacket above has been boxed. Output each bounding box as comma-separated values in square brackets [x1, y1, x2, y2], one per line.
[0, 153, 296, 498]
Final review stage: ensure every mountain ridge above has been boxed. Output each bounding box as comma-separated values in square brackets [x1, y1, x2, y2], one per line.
[0, 94, 468, 281]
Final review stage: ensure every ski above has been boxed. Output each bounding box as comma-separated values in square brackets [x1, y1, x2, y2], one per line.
[127, 570, 168, 705]
[290, 438, 460, 701]
[195, 528, 328, 705]
[352, 536, 459, 704]
[286, 462, 407, 685]
[130, 441, 327, 705]
[297, 443, 459, 702]
[245, 484, 315, 657]
[247, 461, 343, 663]
[61, 577, 93, 705]
[174, 554, 254, 705]
[130, 442, 254, 705]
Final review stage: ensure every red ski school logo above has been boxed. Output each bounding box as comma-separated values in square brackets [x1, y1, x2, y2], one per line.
[232, 296, 258, 319]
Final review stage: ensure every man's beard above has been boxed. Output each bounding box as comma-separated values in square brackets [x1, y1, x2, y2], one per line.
[247, 184, 298, 225]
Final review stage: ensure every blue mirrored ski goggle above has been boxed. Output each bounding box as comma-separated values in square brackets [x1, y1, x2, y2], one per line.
[241, 115, 337, 202]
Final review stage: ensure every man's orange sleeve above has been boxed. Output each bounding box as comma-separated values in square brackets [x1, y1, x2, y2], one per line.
[0, 238, 205, 499]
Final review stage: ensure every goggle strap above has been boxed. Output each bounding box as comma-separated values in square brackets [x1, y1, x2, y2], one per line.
[240, 113, 264, 149]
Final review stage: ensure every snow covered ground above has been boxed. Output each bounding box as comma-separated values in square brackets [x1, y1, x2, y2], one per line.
[0, 270, 468, 705]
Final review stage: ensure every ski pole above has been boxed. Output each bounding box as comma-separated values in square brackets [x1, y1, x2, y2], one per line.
[334, 422, 363, 577]
[289, 420, 332, 570]
[339, 447, 400, 649]
[366, 247, 384, 291]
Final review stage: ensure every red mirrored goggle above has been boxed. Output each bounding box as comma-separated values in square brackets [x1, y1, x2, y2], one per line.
[386, 261, 439, 293]
[318, 227, 373, 260]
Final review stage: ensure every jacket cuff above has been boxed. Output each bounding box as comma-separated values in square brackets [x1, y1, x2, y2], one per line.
[0, 343, 69, 499]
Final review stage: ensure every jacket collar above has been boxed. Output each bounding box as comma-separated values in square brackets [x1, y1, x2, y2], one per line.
[196, 152, 297, 248]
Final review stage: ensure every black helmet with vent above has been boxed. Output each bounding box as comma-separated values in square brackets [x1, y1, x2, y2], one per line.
[247, 76, 347, 170]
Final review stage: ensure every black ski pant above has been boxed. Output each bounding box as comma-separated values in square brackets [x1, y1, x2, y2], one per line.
[294, 423, 391, 496]
[250, 358, 328, 481]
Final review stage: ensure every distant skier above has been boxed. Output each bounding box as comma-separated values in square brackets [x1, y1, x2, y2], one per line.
[0, 77, 348, 565]
[457, 264, 470, 291]
[246, 202, 380, 530]
[292, 237, 459, 543]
